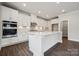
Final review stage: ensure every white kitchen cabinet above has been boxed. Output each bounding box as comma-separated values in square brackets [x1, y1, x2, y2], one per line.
[0, 5, 20, 48]
[17, 12, 30, 42]
[0, 5, 31, 48]
[1, 37, 17, 47]
[18, 12, 30, 26]
[11, 9, 18, 22]
[1, 6, 18, 22]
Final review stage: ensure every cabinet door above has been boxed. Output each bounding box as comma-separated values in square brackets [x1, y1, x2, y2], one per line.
[1, 37, 17, 47]
[21, 14, 27, 26]
[1, 6, 18, 21]
[1, 6, 12, 21]
[22, 16, 26, 26]
[18, 13, 29, 26]
[11, 9, 18, 22]
[18, 13, 23, 26]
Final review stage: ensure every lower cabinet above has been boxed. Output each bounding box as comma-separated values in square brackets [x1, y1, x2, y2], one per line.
[2, 37, 17, 47]
[1, 37, 28, 48]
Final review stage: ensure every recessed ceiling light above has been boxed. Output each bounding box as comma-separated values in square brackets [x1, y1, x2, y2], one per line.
[46, 15, 48, 17]
[62, 9, 65, 13]
[56, 2, 60, 4]
[38, 11, 41, 13]
[23, 3, 26, 7]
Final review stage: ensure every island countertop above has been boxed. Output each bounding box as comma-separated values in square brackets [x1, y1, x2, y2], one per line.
[28, 31, 62, 36]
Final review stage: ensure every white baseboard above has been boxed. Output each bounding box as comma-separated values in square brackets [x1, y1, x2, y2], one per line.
[69, 39, 79, 42]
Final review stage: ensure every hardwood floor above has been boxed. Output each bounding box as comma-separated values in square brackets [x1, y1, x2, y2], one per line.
[0, 42, 33, 56]
[0, 37, 79, 56]
[45, 37, 79, 56]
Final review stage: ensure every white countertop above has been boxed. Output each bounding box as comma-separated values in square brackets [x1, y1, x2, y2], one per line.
[28, 31, 62, 35]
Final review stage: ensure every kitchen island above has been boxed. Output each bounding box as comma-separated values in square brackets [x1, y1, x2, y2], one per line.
[28, 32, 62, 56]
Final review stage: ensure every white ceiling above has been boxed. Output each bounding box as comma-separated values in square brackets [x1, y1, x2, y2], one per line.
[6, 2, 79, 19]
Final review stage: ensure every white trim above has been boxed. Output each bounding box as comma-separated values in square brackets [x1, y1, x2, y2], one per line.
[69, 39, 79, 42]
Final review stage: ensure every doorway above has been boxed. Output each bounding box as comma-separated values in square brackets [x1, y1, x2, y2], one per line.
[61, 20, 68, 44]
[52, 24, 58, 31]
[61, 20, 68, 38]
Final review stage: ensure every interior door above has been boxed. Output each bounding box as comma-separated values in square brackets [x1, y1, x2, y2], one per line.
[61, 20, 68, 38]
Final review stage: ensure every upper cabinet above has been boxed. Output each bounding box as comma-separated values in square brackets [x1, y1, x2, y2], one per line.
[18, 12, 30, 26]
[1, 6, 18, 22]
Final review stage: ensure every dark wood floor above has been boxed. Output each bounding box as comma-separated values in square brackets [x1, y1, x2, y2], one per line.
[0, 37, 79, 56]
[0, 42, 33, 56]
[45, 37, 79, 56]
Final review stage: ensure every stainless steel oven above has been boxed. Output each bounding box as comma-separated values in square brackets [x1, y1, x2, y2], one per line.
[2, 21, 17, 38]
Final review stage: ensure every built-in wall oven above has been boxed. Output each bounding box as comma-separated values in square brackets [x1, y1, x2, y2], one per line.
[2, 21, 17, 38]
